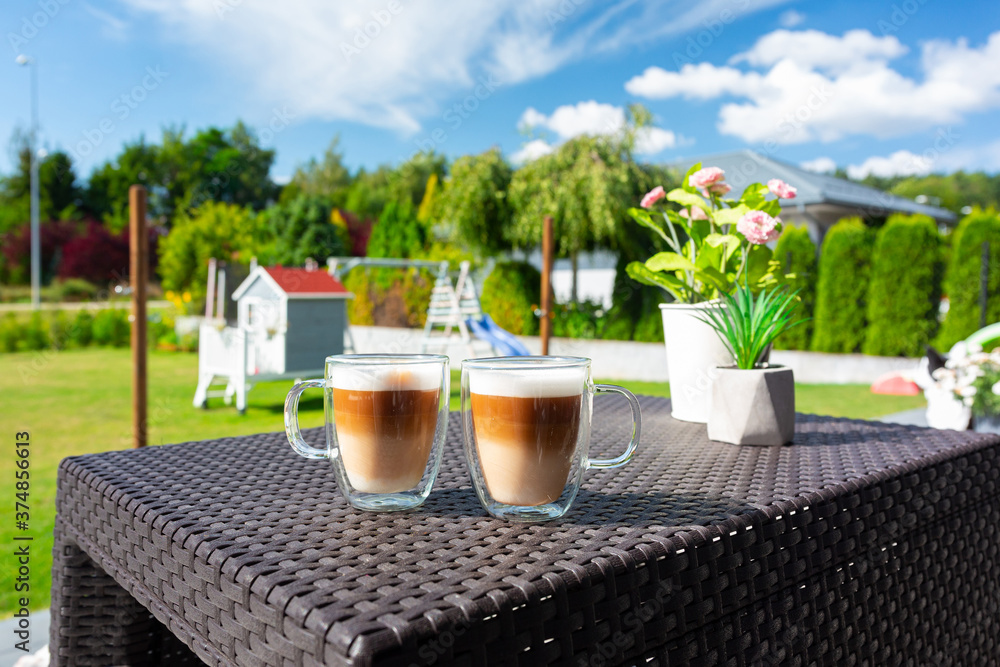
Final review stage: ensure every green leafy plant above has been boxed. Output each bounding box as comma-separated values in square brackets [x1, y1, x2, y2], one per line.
[971, 365, 1000, 417]
[697, 285, 805, 369]
[92, 309, 130, 347]
[0, 314, 19, 352]
[23, 312, 50, 351]
[627, 163, 793, 303]
[68, 310, 94, 348]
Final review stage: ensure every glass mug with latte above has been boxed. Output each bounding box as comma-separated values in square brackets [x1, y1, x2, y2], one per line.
[284, 354, 449, 512]
[461, 356, 641, 521]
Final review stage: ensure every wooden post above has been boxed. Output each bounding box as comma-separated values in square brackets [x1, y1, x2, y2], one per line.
[205, 257, 217, 319]
[129, 185, 148, 448]
[540, 215, 553, 356]
[982, 240, 990, 330]
[216, 263, 226, 321]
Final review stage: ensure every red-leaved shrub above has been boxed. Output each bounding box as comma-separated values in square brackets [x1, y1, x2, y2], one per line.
[1, 220, 79, 284]
[58, 221, 130, 285]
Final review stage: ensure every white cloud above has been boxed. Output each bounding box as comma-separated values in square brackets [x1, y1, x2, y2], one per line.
[778, 9, 805, 28]
[730, 29, 906, 73]
[625, 29, 1000, 145]
[511, 139, 554, 164]
[626, 63, 764, 100]
[518, 108, 549, 130]
[516, 101, 678, 156]
[800, 156, 836, 173]
[635, 127, 678, 154]
[846, 150, 933, 179]
[120, 0, 790, 134]
[526, 101, 626, 140]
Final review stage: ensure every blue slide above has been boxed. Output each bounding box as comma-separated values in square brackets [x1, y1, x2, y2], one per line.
[466, 315, 532, 356]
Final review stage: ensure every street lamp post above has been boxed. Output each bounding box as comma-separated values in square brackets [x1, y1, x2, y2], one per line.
[16, 54, 40, 310]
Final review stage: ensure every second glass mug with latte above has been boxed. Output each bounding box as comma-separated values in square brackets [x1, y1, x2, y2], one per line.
[461, 356, 641, 521]
[284, 354, 450, 512]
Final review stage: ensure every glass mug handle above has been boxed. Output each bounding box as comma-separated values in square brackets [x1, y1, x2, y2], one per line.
[284, 379, 327, 460]
[587, 384, 641, 469]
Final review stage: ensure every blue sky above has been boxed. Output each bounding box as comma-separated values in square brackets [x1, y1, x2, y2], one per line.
[2, 0, 999, 185]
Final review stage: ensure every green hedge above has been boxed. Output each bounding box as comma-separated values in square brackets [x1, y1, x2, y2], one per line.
[480, 261, 541, 336]
[0, 308, 179, 353]
[937, 209, 1000, 349]
[811, 218, 873, 353]
[773, 225, 817, 350]
[863, 213, 943, 357]
[341, 268, 435, 328]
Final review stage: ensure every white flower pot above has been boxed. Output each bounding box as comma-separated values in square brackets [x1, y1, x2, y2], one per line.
[659, 302, 734, 423]
[708, 365, 795, 446]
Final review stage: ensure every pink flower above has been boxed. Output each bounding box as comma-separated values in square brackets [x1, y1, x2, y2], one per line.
[767, 179, 797, 199]
[680, 206, 708, 220]
[705, 182, 731, 196]
[640, 185, 666, 209]
[688, 167, 725, 191]
[737, 210, 780, 245]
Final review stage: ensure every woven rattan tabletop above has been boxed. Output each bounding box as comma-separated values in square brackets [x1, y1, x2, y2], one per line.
[51, 396, 1000, 666]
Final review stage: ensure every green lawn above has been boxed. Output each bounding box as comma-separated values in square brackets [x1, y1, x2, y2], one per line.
[0, 348, 925, 617]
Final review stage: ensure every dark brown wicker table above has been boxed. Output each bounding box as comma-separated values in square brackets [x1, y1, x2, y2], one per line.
[51, 396, 1000, 666]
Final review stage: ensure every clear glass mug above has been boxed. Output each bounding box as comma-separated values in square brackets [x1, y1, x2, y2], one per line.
[461, 356, 641, 522]
[284, 354, 450, 512]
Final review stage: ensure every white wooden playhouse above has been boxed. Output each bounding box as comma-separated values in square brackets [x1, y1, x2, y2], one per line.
[193, 265, 352, 413]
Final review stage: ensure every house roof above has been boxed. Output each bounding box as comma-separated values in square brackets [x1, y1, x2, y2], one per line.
[669, 150, 956, 222]
[231, 266, 351, 300]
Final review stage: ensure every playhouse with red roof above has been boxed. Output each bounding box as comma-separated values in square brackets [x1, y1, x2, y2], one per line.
[194, 264, 353, 413]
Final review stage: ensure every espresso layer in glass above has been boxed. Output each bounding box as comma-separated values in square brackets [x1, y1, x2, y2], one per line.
[333, 387, 439, 493]
[471, 392, 581, 506]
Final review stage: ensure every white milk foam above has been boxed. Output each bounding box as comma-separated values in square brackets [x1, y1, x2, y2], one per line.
[469, 367, 585, 398]
[330, 364, 440, 392]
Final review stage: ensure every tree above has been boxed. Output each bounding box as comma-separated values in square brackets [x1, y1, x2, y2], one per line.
[85, 122, 278, 229]
[176, 122, 279, 213]
[855, 170, 1000, 215]
[773, 226, 817, 350]
[811, 218, 873, 353]
[265, 195, 347, 266]
[863, 213, 943, 357]
[0, 131, 83, 232]
[937, 208, 1000, 349]
[341, 151, 447, 225]
[508, 134, 646, 301]
[366, 200, 424, 259]
[343, 166, 393, 222]
[84, 137, 163, 231]
[437, 148, 512, 255]
[288, 136, 352, 204]
[389, 150, 447, 209]
[158, 202, 269, 306]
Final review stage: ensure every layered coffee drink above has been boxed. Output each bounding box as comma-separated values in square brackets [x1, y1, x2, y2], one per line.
[470, 370, 583, 506]
[331, 365, 441, 493]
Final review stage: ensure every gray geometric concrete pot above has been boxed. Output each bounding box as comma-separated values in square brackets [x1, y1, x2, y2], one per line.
[707, 366, 795, 446]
